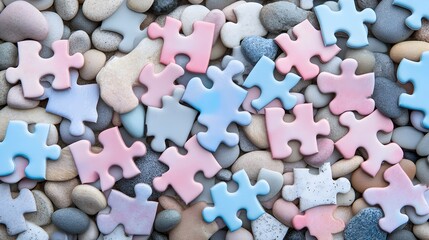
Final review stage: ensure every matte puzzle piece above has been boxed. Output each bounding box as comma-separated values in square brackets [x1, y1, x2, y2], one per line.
[153, 135, 221, 204]
[0, 157, 28, 184]
[202, 169, 270, 231]
[393, 0, 429, 30]
[283, 163, 350, 211]
[97, 183, 158, 235]
[182, 60, 251, 152]
[69, 126, 146, 191]
[5, 40, 84, 98]
[221, 46, 253, 85]
[363, 164, 429, 233]
[335, 110, 403, 176]
[314, 0, 376, 48]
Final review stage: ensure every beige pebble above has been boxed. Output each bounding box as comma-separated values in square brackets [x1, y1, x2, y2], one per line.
[283, 141, 303, 163]
[55, 0, 79, 21]
[78, 219, 99, 240]
[390, 41, 429, 63]
[226, 228, 253, 240]
[80, 49, 106, 81]
[210, 39, 227, 60]
[334, 206, 353, 225]
[180, 5, 209, 36]
[25, 190, 53, 226]
[242, 114, 269, 149]
[414, 222, 429, 240]
[82, 0, 123, 22]
[283, 172, 294, 185]
[127, 0, 153, 12]
[46, 147, 79, 181]
[345, 49, 375, 74]
[331, 156, 364, 179]
[415, 20, 429, 42]
[272, 198, 300, 227]
[0, 71, 11, 106]
[188, 0, 203, 4]
[283, 160, 306, 172]
[44, 178, 79, 208]
[231, 151, 283, 181]
[72, 184, 107, 215]
[41, 223, 59, 237]
[337, 188, 355, 206]
[7, 84, 40, 109]
[351, 198, 370, 215]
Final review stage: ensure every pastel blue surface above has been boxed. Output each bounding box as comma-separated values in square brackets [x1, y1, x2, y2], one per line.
[397, 51, 429, 129]
[0, 121, 60, 180]
[393, 0, 429, 30]
[314, 0, 376, 48]
[120, 103, 145, 138]
[243, 56, 300, 111]
[202, 169, 270, 231]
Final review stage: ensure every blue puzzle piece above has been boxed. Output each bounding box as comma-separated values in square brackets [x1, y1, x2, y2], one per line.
[243, 56, 301, 111]
[397, 51, 429, 129]
[393, 0, 429, 30]
[0, 121, 60, 180]
[314, 0, 376, 48]
[202, 169, 270, 231]
[182, 60, 252, 152]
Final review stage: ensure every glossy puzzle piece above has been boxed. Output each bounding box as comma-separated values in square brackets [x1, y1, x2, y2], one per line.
[139, 62, 184, 108]
[182, 60, 252, 152]
[69, 126, 146, 191]
[148, 16, 214, 73]
[153, 135, 221, 204]
[393, 0, 429, 30]
[317, 58, 375, 115]
[363, 164, 429, 233]
[265, 103, 330, 159]
[5, 40, 84, 98]
[275, 20, 340, 80]
[97, 183, 158, 235]
[0, 121, 60, 180]
[243, 56, 301, 111]
[146, 87, 198, 152]
[314, 0, 376, 48]
[202, 169, 270, 231]
[335, 110, 404, 176]
[283, 163, 350, 211]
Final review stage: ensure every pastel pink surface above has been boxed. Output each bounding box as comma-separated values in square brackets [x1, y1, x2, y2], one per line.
[293, 205, 344, 240]
[275, 20, 340, 80]
[139, 62, 184, 108]
[0, 157, 28, 184]
[5, 40, 84, 98]
[363, 164, 429, 233]
[153, 135, 222, 204]
[335, 110, 403, 177]
[148, 16, 215, 73]
[317, 58, 375, 115]
[69, 127, 146, 191]
[265, 103, 330, 159]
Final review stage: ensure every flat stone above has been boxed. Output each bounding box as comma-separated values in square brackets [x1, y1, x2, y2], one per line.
[52, 208, 90, 234]
[242, 114, 269, 149]
[72, 184, 107, 215]
[390, 41, 429, 63]
[83, 0, 123, 22]
[44, 178, 79, 208]
[0, 42, 17, 70]
[345, 208, 387, 240]
[46, 147, 79, 181]
[392, 126, 424, 150]
[374, 53, 396, 80]
[154, 209, 182, 233]
[231, 151, 283, 181]
[69, 30, 91, 55]
[257, 168, 283, 202]
[241, 36, 278, 65]
[7, 85, 40, 109]
[372, 77, 407, 119]
[25, 190, 54, 226]
[260, 1, 307, 33]
[331, 156, 364, 179]
[91, 27, 123, 52]
[54, 0, 79, 21]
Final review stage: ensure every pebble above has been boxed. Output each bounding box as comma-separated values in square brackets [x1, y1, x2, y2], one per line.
[41, 11, 64, 48]
[86, 99, 114, 131]
[242, 114, 269, 149]
[410, 111, 428, 133]
[0, 42, 17, 70]
[7, 85, 40, 109]
[337, 188, 356, 206]
[392, 126, 424, 150]
[25, 190, 54, 226]
[415, 158, 429, 184]
[344, 208, 387, 240]
[78, 219, 99, 240]
[154, 209, 181, 233]
[46, 147, 79, 181]
[303, 138, 334, 167]
[226, 228, 253, 240]
[54, 0, 79, 21]
[390, 41, 429, 63]
[17, 222, 49, 240]
[52, 208, 90, 234]
[260, 1, 308, 33]
[413, 222, 429, 240]
[345, 49, 375, 74]
[0, 71, 11, 106]
[331, 156, 364, 179]
[216, 169, 232, 181]
[272, 198, 300, 227]
[71, 184, 107, 215]
[59, 119, 96, 144]
[351, 198, 370, 215]
[44, 178, 80, 208]
[239, 129, 259, 152]
[357, 0, 378, 9]
[69, 8, 99, 35]
[372, 77, 407, 119]
[91, 27, 123, 52]
[3, 0, 54, 10]
[304, 85, 333, 109]
[83, 0, 123, 22]
[251, 212, 288, 240]
[388, 230, 417, 240]
[241, 36, 278, 65]
[231, 151, 284, 181]
[151, 0, 178, 15]
[257, 168, 283, 201]
[79, 49, 107, 81]
[128, 0, 154, 12]
[417, 132, 429, 156]
[415, 20, 429, 42]
[373, 53, 396, 80]
[315, 106, 348, 141]
[68, 30, 91, 55]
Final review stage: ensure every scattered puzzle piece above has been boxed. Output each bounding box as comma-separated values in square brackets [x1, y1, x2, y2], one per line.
[265, 103, 330, 159]
[363, 164, 429, 233]
[243, 56, 301, 111]
[317, 58, 375, 115]
[221, 46, 253, 85]
[97, 183, 158, 235]
[69, 126, 146, 191]
[5, 39, 84, 98]
[275, 19, 340, 80]
[148, 16, 214, 73]
[314, 0, 376, 48]
[0, 157, 28, 184]
[202, 169, 270, 231]
[182, 60, 251, 152]
[153, 135, 221, 204]
[283, 163, 350, 211]
[393, 0, 429, 30]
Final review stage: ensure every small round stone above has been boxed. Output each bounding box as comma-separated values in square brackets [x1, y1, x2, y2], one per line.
[372, 77, 407, 119]
[0, 42, 17, 70]
[69, 9, 99, 35]
[68, 30, 91, 55]
[71, 184, 107, 215]
[241, 36, 278, 65]
[388, 230, 417, 240]
[150, 0, 178, 15]
[44, 178, 80, 209]
[25, 190, 54, 226]
[260, 1, 308, 33]
[374, 53, 396, 80]
[128, 0, 154, 12]
[344, 208, 387, 240]
[80, 49, 106, 81]
[52, 208, 90, 234]
[54, 0, 79, 21]
[83, 0, 123, 22]
[392, 126, 424, 150]
[216, 169, 232, 181]
[154, 209, 182, 233]
[92, 27, 122, 52]
[231, 151, 283, 181]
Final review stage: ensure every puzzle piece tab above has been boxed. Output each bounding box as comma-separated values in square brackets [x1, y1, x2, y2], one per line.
[69, 126, 146, 191]
[314, 0, 376, 48]
[393, 0, 429, 30]
[202, 169, 270, 231]
[153, 135, 221, 204]
[148, 16, 214, 73]
[317, 58, 375, 115]
[97, 183, 158, 235]
[363, 164, 429, 233]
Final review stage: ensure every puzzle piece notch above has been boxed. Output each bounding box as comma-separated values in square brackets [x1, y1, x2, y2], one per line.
[148, 16, 214, 73]
[69, 126, 146, 191]
[314, 0, 376, 48]
[5, 40, 84, 98]
[393, 0, 429, 30]
[97, 183, 158, 235]
[275, 19, 340, 80]
[363, 164, 429, 233]
[335, 110, 404, 176]
[317, 58, 375, 115]
[243, 56, 301, 111]
[202, 169, 270, 231]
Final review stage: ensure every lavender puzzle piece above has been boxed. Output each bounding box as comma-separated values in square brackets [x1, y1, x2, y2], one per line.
[221, 46, 254, 85]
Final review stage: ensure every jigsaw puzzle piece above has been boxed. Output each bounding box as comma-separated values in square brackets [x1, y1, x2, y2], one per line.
[393, 0, 429, 30]
[221, 46, 253, 85]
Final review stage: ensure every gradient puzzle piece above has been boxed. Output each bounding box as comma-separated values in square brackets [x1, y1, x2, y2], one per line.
[393, 0, 429, 30]
[202, 169, 270, 231]
[363, 164, 429, 233]
[5, 40, 84, 98]
[69, 126, 146, 191]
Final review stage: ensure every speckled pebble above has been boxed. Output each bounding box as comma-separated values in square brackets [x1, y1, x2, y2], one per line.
[304, 85, 333, 109]
[68, 30, 91, 55]
[54, 0, 79, 21]
[344, 208, 387, 240]
[392, 126, 424, 150]
[373, 53, 396, 81]
[251, 212, 288, 240]
[257, 168, 283, 201]
[260, 1, 307, 33]
[17, 222, 49, 240]
[372, 77, 407, 119]
[415, 20, 429, 42]
[231, 151, 284, 181]
[52, 208, 90, 234]
[150, 0, 178, 15]
[0, 42, 17, 70]
[72, 184, 107, 215]
[92, 27, 122, 52]
[7, 85, 40, 109]
[23, 190, 53, 227]
[216, 169, 232, 181]
[241, 36, 278, 65]
[128, 0, 154, 12]
[154, 209, 181, 233]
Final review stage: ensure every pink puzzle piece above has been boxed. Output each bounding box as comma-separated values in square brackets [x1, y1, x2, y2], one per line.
[153, 135, 222, 204]
[293, 205, 345, 240]
[265, 103, 330, 159]
[148, 16, 215, 73]
[335, 110, 403, 177]
[69, 126, 146, 191]
[139, 62, 185, 108]
[317, 58, 375, 116]
[6, 40, 84, 98]
[364, 164, 429, 233]
[275, 20, 340, 80]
